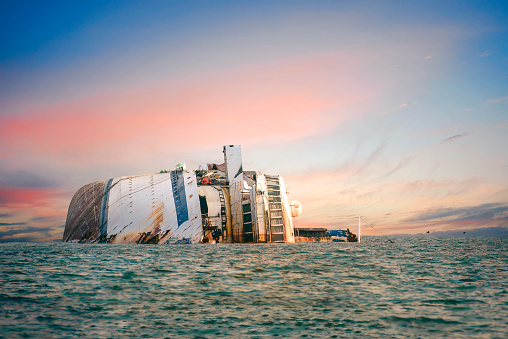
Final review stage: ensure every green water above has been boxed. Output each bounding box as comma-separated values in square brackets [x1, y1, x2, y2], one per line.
[1, 237, 507, 338]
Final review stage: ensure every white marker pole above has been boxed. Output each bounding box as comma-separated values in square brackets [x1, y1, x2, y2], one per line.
[358, 216, 361, 243]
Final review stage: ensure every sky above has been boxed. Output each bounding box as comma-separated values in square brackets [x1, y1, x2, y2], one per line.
[1, 0, 507, 242]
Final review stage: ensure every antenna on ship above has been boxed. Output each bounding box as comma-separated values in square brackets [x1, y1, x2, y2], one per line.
[358, 216, 362, 243]
[360, 216, 395, 243]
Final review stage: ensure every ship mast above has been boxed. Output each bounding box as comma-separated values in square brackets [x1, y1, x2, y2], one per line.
[358, 216, 361, 243]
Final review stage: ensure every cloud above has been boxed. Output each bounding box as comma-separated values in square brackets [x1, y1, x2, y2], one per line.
[0, 54, 374, 167]
[0, 168, 58, 189]
[381, 103, 408, 115]
[404, 203, 508, 223]
[479, 50, 490, 57]
[0, 7, 501, 239]
[425, 55, 432, 59]
[440, 132, 471, 144]
[355, 141, 387, 175]
[373, 157, 412, 181]
[0, 226, 55, 242]
[0, 188, 60, 208]
[487, 95, 508, 104]
[0, 213, 13, 218]
[31, 216, 59, 222]
[0, 222, 27, 226]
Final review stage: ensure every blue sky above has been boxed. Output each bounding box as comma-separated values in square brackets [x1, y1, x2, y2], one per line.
[0, 1, 507, 241]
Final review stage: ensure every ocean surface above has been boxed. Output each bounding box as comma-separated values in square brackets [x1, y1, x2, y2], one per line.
[1, 237, 507, 338]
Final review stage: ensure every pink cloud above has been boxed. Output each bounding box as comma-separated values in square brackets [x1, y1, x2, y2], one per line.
[283, 163, 506, 235]
[0, 54, 375, 166]
[0, 188, 56, 207]
[487, 95, 508, 104]
[0, 188, 68, 220]
[0, 189, 35, 206]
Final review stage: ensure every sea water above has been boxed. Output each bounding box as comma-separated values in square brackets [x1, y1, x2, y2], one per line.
[0, 237, 507, 338]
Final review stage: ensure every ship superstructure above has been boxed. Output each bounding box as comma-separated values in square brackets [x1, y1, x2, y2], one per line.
[62, 145, 302, 244]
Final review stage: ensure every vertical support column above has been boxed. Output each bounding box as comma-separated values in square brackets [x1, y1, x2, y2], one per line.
[255, 173, 268, 242]
[250, 187, 258, 242]
[358, 216, 362, 243]
[224, 145, 243, 243]
[222, 187, 234, 243]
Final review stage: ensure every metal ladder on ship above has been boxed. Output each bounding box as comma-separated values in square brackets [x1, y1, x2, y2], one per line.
[217, 188, 228, 240]
[265, 176, 284, 242]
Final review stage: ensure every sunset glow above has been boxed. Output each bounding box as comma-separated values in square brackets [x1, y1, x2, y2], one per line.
[1, 1, 507, 241]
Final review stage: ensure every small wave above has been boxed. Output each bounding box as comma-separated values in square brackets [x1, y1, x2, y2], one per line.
[0, 237, 506, 338]
[384, 315, 463, 325]
[423, 299, 485, 305]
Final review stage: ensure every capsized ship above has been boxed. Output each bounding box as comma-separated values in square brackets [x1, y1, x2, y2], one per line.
[63, 145, 302, 244]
